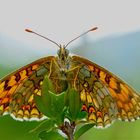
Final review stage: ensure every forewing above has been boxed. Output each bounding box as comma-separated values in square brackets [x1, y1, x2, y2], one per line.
[0, 56, 54, 121]
[73, 56, 140, 127]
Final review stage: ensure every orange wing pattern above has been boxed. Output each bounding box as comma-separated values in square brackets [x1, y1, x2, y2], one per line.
[0, 56, 54, 121]
[1, 53, 140, 129]
[73, 56, 140, 128]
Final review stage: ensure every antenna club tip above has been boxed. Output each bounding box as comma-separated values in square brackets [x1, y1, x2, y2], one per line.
[90, 27, 98, 31]
[25, 29, 33, 33]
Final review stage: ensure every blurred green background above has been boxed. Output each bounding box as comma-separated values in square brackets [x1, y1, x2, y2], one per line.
[0, 31, 140, 140]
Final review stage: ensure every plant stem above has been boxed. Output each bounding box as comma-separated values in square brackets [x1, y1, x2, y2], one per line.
[61, 121, 75, 140]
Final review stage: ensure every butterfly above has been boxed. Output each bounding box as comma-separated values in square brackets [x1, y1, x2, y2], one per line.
[0, 27, 140, 129]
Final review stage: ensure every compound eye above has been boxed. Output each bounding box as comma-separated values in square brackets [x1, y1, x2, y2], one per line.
[57, 49, 60, 56]
[65, 49, 69, 56]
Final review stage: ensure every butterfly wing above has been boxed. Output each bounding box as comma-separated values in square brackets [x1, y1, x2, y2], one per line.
[0, 56, 54, 121]
[72, 56, 140, 128]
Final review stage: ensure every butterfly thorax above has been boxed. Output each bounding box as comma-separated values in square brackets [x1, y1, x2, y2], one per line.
[48, 45, 84, 93]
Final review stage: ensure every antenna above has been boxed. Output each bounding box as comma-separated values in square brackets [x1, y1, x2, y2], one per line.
[25, 26, 98, 48]
[25, 29, 60, 48]
[65, 27, 98, 48]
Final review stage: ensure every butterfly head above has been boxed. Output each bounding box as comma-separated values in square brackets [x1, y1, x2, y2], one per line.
[57, 45, 69, 63]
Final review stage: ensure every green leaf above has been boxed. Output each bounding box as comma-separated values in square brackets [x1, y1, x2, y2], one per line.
[76, 111, 88, 120]
[34, 76, 55, 117]
[42, 91, 66, 121]
[67, 89, 82, 121]
[39, 130, 65, 140]
[74, 123, 94, 140]
[30, 119, 55, 134]
[34, 95, 48, 116]
[42, 75, 55, 93]
[40, 76, 67, 122]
